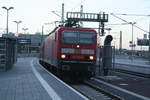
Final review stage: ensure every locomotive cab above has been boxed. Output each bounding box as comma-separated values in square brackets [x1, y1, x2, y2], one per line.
[41, 27, 97, 78]
[57, 27, 97, 76]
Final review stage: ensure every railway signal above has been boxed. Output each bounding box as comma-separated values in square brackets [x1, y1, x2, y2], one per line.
[66, 12, 109, 36]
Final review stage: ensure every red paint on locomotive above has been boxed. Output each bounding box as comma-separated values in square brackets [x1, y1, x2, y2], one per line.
[40, 26, 97, 77]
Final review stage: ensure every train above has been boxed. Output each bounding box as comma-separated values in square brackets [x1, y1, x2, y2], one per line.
[40, 26, 98, 78]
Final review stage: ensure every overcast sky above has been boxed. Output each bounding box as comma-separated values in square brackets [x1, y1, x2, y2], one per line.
[0, 0, 150, 49]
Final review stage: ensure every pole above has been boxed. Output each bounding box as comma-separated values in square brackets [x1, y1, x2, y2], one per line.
[80, 5, 83, 27]
[149, 22, 150, 62]
[6, 10, 9, 34]
[14, 21, 22, 35]
[132, 23, 134, 57]
[17, 23, 19, 34]
[131, 22, 136, 61]
[61, 3, 64, 25]
[80, 5, 83, 16]
[41, 26, 44, 42]
[22, 28, 28, 56]
[119, 31, 122, 52]
[98, 22, 101, 35]
[2, 7, 14, 34]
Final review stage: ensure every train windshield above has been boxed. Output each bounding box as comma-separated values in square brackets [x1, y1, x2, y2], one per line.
[62, 30, 94, 44]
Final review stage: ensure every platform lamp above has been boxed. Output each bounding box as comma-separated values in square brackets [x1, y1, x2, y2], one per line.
[22, 28, 29, 55]
[2, 6, 14, 34]
[13, 21, 22, 34]
[128, 22, 136, 61]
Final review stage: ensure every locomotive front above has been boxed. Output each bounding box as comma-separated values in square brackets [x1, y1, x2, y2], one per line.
[57, 27, 97, 76]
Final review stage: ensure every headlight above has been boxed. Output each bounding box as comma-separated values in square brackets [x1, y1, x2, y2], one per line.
[89, 56, 94, 60]
[61, 54, 66, 59]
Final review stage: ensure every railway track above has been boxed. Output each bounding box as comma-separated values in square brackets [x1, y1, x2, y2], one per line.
[40, 60, 122, 100]
[70, 80, 122, 100]
[114, 68, 150, 78]
[63, 63, 150, 100]
[114, 63, 150, 78]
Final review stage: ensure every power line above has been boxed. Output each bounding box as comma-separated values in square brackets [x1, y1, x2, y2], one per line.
[106, 23, 129, 26]
[110, 13, 149, 33]
[110, 13, 130, 23]
[112, 13, 150, 16]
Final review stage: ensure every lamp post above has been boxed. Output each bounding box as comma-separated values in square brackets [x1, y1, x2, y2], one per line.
[129, 22, 136, 60]
[2, 6, 14, 34]
[41, 26, 44, 42]
[13, 21, 22, 34]
[22, 28, 28, 34]
[22, 28, 29, 55]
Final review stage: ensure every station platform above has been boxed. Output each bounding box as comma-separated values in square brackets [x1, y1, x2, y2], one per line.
[0, 57, 88, 100]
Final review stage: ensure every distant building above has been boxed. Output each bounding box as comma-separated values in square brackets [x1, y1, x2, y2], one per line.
[2, 32, 16, 38]
[17, 33, 47, 53]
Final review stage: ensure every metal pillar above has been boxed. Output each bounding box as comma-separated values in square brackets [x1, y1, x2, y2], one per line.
[149, 22, 150, 62]
[80, 5, 83, 27]
[119, 31, 122, 52]
[14, 21, 22, 34]
[130, 22, 136, 60]
[2, 6, 14, 34]
[61, 3, 64, 25]
[41, 26, 44, 42]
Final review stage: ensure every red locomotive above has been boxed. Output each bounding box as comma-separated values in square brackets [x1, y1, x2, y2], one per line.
[40, 26, 97, 78]
[39, 11, 110, 78]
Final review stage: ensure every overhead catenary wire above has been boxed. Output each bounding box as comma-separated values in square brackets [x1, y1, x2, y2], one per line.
[110, 13, 149, 33]
[112, 13, 150, 17]
[106, 23, 129, 26]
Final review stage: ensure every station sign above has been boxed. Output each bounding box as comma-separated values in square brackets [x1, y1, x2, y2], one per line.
[137, 39, 149, 46]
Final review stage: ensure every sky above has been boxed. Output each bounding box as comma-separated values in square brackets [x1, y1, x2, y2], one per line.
[0, 0, 150, 49]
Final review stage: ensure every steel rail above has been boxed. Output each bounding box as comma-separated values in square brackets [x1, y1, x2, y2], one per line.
[83, 80, 123, 100]
[113, 68, 150, 79]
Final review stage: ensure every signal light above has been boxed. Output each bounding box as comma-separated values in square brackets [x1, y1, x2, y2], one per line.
[89, 56, 94, 60]
[61, 54, 66, 59]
